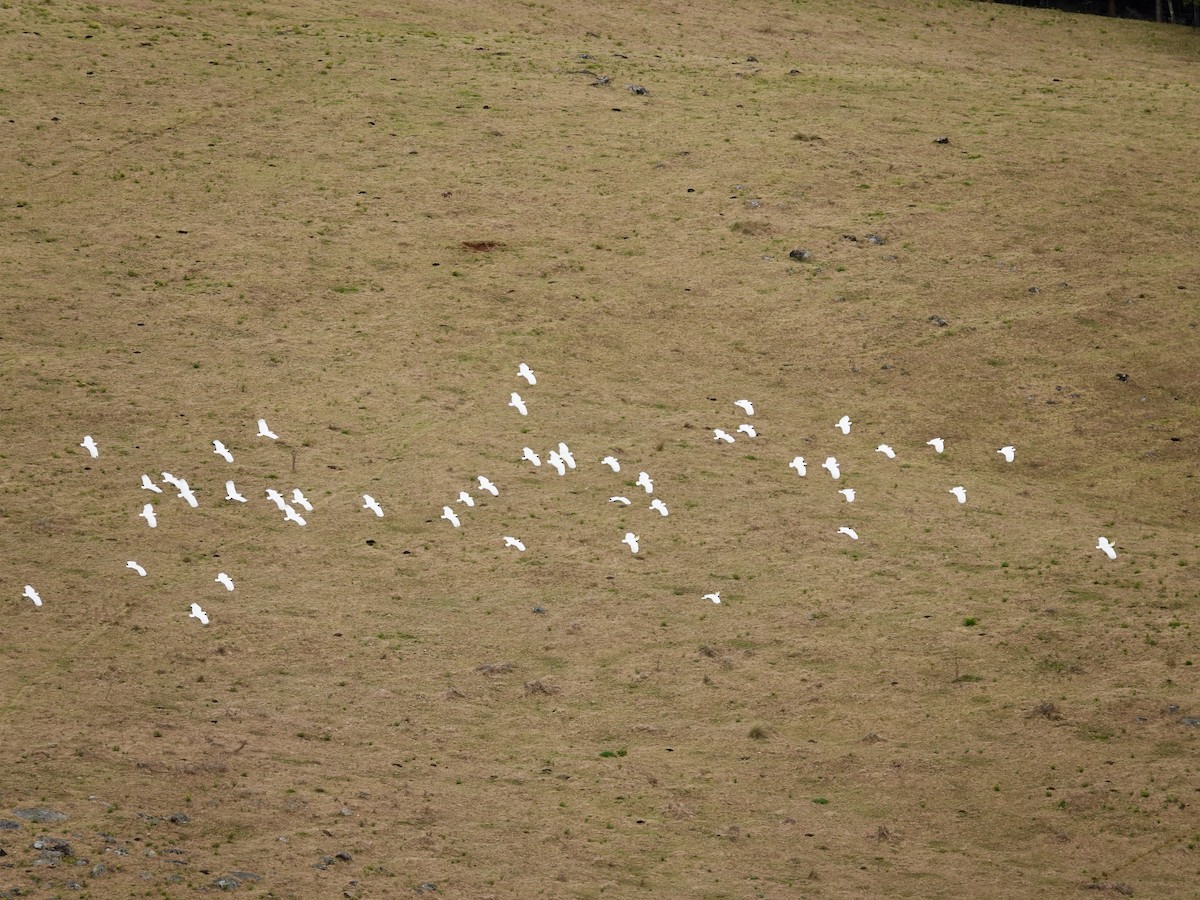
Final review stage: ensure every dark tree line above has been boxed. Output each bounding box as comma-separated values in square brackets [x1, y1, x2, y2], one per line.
[992, 0, 1200, 25]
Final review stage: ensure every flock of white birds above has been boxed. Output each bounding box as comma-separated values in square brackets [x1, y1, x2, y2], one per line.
[19, 363, 1121, 621]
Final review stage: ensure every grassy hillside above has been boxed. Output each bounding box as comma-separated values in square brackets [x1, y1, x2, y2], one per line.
[1, 0, 1198, 896]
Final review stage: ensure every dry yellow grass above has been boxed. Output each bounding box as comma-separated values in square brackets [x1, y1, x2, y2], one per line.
[1, 0, 1198, 896]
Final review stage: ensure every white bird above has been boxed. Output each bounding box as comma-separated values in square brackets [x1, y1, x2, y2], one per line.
[215, 572, 235, 592]
[1097, 536, 1117, 560]
[737, 423, 757, 438]
[80, 435, 98, 458]
[457, 490, 475, 507]
[23, 585, 42, 607]
[363, 494, 384, 517]
[876, 444, 896, 459]
[635, 471, 653, 494]
[734, 399, 754, 416]
[837, 526, 859, 540]
[140, 474, 163, 493]
[949, 486, 967, 504]
[126, 561, 147, 577]
[789, 456, 807, 477]
[140, 503, 157, 528]
[927, 437, 945, 454]
[478, 475, 499, 496]
[503, 536, 526, 552]
[517, 362, 537, 386]
[622, 532, 640, 554]
[256, 418, 278, 440]
[522, 447, 541, 467]
[176, 481, 198, 508]
[547, 451, 567, 476]
[601, 456, 621, 472]
[265, 488, 287, 511]
[997, 445, 1016, 463]
[822, 457, 841, 480]
[609, 496, 632, 505]
[441, 506, 460, 528]
[509, 392, 528, 416]
[291, 488, 313, 512]
[213, 440, 234, 463]
[650, 498, 669, 517]
[161, 472, 182, 489]
[703, 591, 722, 604]
[282, 504, 307, 526]
[713, 429, 735, 444]
[839, 488, 856, 503]
[558, 442, 576, 469]
[189, 602, 209, 625]
[225, 481, 247, 503]
[835, 415, 852, 435]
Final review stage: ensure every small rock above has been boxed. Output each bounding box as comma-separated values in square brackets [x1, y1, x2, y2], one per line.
[627, 84, 647, 95]
[335, 851, 353, 862]
[339, 806, 353, 817]
[315, 855, 335, 870]
[1181, 716, 1200, 726]
[865, 233, 885, 245]
[928, 315, 948, 327]
[788, 68, 800, 75]
[33, 837, 71, 856]
[531, 605, 546, 614]
[0, 821, 20, 831]
[591, 75, 610, 86]
[90, 863, 107, 877]
[933, 136, 950, 144]
[1028, 286, 1040, 294]
[13, 807, 67, 824]
[476, 662, 514, 676]
[65, 882, 82, 891]
[1115, 373, 1128, 382]
[168, 813, 190, 825]
[416, 883, 438, 895]
[788, 248, 812, 262]
[212, 872, 260, 890]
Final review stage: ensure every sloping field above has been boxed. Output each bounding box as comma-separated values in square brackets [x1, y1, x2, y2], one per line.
[1, 0, 1198, 896]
